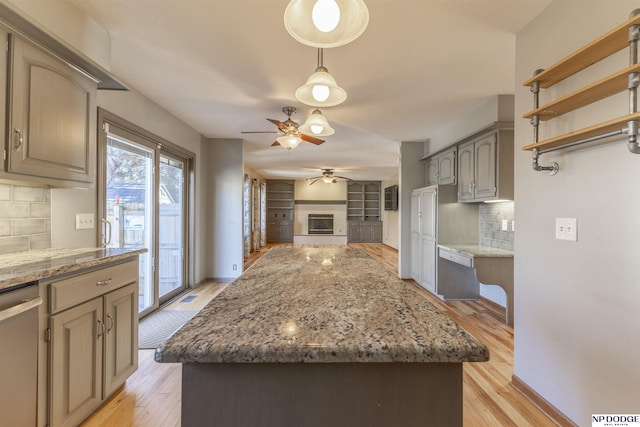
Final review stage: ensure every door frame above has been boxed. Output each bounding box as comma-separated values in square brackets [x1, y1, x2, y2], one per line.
[97, 108, 195, 317]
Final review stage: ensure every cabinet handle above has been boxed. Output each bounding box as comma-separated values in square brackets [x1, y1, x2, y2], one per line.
[13, 128, 23, 151]
[106, 313, 114, 333]
[97, 319, 105, 338]
[96, 278, 112, 286]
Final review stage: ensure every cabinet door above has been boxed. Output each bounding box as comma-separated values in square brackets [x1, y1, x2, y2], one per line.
[369, 222, 382, 243]
[420, 188, 437, 293]
[50, 298, 103, 427]
[347, 222, 360, 242]
[8, 36, 96, 183]
[457, 142, 474, 201]
[425, 158, 438, 186]
[279, 221, 293, 242]
[437, 148, 456, 185]
[103, 284, 138, 397]
[410, 191, 422, 283]
[474, 134, 497, 199]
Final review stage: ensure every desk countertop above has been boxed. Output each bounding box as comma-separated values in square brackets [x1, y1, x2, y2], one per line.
[155, 247, 489, 364]
[438, 244, 514, 258]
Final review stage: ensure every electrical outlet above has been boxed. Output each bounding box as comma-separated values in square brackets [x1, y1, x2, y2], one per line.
[511, 220, 515, 232]
[555, 218, 577, 241]
[75, 213, 95, 230]
[232, 264, 237, 271]
[501, 219, 508, 231]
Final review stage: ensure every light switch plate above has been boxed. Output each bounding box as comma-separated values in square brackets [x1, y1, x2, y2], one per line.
[75, 213, 95, 230]
[555, 218, 577, 241]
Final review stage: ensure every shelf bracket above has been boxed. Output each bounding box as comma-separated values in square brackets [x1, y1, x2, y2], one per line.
[531, 148, 559, 175]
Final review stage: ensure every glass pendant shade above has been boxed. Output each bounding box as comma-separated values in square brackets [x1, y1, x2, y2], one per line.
[296, 67, 347, 107]
[322, 176, 334, 184]
[299, 109, 335, 136]
[284, 0, 369, 48]
[276, 135, 302, 150]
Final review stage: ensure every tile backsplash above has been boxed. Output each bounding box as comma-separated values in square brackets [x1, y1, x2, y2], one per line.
[479, 201, 514, 251]
[0, 184, 51, 255]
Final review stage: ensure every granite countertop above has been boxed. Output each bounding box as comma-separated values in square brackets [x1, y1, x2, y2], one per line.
[0, 247, 147, 290]
[155, 247, 489, 364]
[438, 244, 514, 258]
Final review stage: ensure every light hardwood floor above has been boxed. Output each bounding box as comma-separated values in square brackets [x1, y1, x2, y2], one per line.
[82, 243, 556, 427]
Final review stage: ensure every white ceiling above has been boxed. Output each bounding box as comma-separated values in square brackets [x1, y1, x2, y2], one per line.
[68, 0, 552, 181]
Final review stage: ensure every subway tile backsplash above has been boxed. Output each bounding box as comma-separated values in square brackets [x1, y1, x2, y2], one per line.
[0, 184, 51, 255]
[479, 201, 514, 251]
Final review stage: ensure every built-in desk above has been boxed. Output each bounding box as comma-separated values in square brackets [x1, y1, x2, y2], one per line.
[438, 244, 514, 325]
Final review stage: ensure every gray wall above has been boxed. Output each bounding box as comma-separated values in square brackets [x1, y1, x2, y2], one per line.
[514, 2, 640, 424]
[398, 141, 425, 278]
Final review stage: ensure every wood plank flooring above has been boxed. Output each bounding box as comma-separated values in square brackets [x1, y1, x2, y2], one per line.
[82, 243, 556, 427]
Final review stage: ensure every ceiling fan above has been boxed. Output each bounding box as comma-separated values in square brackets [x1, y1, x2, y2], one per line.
[241, 106, 325, 147]
[307, 168, 351, 185]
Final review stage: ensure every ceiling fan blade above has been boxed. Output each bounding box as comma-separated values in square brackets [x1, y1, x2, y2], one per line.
[334, 175, 352, 181]
[241, 131, 278, 134]
[300, 133, 324, 145]
[307, 178, 320, 185]
[267, 118, 288, 132]
[271, 141, 280, 146]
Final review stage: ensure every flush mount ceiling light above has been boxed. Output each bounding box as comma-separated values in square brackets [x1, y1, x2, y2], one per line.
[296, 49, 347, 107]
[284, 0, 369, 48]
[299, 109, 335, 136]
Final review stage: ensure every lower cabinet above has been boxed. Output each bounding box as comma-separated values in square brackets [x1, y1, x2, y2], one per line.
[45, 260, 139, 427]
[267, 220, 293, 243]
[347, 221, 382, 243]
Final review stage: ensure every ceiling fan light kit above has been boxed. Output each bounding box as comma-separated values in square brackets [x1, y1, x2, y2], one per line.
[299, 109, 335, 136]
[284, 0, 369, 48]
[276, 134, 303, 150]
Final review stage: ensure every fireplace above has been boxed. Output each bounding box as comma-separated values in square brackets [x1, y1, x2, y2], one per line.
[308, 214, 334, 235]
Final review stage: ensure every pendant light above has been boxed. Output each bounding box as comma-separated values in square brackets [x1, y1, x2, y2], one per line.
[299, 109, 335, 136]
[296, 49, 347, 108]
[284, 0, 369, 48]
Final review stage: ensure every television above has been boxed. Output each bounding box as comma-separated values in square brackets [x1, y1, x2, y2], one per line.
[384, 185, 398, 211]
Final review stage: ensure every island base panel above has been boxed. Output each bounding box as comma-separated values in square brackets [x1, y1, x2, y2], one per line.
[182, 362, 462, 427]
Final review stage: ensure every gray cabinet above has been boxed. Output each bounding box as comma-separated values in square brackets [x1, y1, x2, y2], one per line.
[5, 35, 97, 184]
[266, 180, 294, 243]
[347, 181, 382, 243]
[45, 260, 139, 427]
[424, 148, 456, 186]
[348, 221, 382, 243]
[457, 130, 513, 202]
[50, 298, 103, 427]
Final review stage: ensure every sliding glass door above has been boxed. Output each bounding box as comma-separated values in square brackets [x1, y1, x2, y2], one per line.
[104, 135, 155, 313]
[158, 154, 185, 301]
[98, 109, 193, 317]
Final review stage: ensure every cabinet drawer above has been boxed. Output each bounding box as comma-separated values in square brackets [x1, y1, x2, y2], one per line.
[49, 261, 138, 314]
[439, 248, 473, 268]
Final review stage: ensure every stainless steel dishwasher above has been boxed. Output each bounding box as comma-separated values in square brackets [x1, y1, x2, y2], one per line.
[0, 281, 42, 427]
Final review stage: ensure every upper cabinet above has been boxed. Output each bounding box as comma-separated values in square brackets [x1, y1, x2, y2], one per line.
[4, 34, 97, 184]
[457, 130, 513, 203]
[425, 148, 456, 187]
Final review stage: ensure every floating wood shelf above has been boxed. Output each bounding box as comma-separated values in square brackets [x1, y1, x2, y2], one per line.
[523, 63, 640, 121]
[522, 113, 640, 152]
[523, 13, 640, 88]
[522, 10, 640, 166]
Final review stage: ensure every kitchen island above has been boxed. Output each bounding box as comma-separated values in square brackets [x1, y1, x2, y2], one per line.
[156, 247, 488, 427]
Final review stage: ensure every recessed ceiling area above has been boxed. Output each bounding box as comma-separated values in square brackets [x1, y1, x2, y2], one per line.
[68, 0, 553, 181]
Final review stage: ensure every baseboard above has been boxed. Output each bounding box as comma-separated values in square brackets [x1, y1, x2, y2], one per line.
[511, 375, 577, 427]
